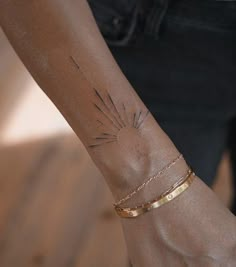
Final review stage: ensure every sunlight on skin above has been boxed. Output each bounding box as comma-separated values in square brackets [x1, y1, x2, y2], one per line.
[0, 82, 72, 146]
[0, 29, 71, 146]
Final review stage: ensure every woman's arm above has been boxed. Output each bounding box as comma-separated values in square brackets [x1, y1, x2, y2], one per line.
[0, 0, 179, 199]
[1, 0, 236, 266]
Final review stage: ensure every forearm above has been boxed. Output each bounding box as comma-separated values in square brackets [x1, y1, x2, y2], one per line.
[0, 0, 181, 198]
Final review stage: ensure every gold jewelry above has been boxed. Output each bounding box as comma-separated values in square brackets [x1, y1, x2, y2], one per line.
[114, 154, 184, 206]
[114, 169, 195, 218]
[159, 168, 193, 197]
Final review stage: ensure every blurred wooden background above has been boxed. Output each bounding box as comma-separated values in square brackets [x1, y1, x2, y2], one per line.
[0, 28, 234, 267]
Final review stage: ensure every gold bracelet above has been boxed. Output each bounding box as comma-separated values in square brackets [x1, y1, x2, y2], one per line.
[114, 154, 184, 206]
[114, 169, 195, 218]
[159, 168, 193, 197]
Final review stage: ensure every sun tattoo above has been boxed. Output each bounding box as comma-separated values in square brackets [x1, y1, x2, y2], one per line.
[70, 56, 150, 148]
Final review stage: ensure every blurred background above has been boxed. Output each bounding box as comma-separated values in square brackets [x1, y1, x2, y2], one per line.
[0, 27, 234, 267]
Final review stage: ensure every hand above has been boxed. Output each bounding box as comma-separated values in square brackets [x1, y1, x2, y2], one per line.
[120, 177, 236, 267]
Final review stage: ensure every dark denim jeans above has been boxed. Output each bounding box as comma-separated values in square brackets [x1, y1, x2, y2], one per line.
[88, 0, 236, 211]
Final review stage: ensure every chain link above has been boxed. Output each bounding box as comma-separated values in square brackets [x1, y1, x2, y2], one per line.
[114, 153, 184, 206]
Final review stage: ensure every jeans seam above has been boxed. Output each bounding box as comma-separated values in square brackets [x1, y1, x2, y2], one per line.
[144, 1, 169, 37]
[166, 15, 236, 34]
[106, 1, 141, 46]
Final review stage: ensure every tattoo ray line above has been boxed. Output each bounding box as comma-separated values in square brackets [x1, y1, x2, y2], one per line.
[88, 140, 116, 148]
[101, 133, 117, 137]
[94, 103, 121, 130]
[134, 111, 142, 128]
[95, 137, 117, 140]
[132, 113, 136, 127]
[70, 56, 80, 70]
[70, 56, 92, 85]
[94, 88, 124, 129]
[137, 110, 150, 129]
[122, 103, 129, 125]
[107, 93, 126, 127]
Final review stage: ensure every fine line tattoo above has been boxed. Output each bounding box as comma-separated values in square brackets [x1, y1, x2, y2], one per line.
[90, 89, 150, 148]
[70, 55, 150, 148]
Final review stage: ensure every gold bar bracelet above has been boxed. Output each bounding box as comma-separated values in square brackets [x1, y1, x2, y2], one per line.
[114, 170, 195, 218]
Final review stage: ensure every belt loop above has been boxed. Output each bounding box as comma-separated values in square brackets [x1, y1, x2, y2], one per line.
[107, 0, 142, 46]
[145, 0, 169, 38]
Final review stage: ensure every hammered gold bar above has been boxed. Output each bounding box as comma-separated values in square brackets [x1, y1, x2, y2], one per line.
[114, 171, 195, 218]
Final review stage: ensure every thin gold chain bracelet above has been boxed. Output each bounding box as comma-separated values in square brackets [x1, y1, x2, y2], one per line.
[114, 169, 195, 218]
[114, 153, 184, 206]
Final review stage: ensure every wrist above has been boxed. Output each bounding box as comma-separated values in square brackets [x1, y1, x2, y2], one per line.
[115, 155, 189, 208]
[100, 142, 184, 203]
[91, 115, 184, 201]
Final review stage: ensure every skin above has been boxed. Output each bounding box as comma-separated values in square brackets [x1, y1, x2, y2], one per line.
[0, 0, 236, 266]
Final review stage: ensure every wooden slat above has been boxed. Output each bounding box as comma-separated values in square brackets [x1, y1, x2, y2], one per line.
[0, 137, 58, 236]
[76, 187, 129, 267]
[0, 135, 128, 267]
